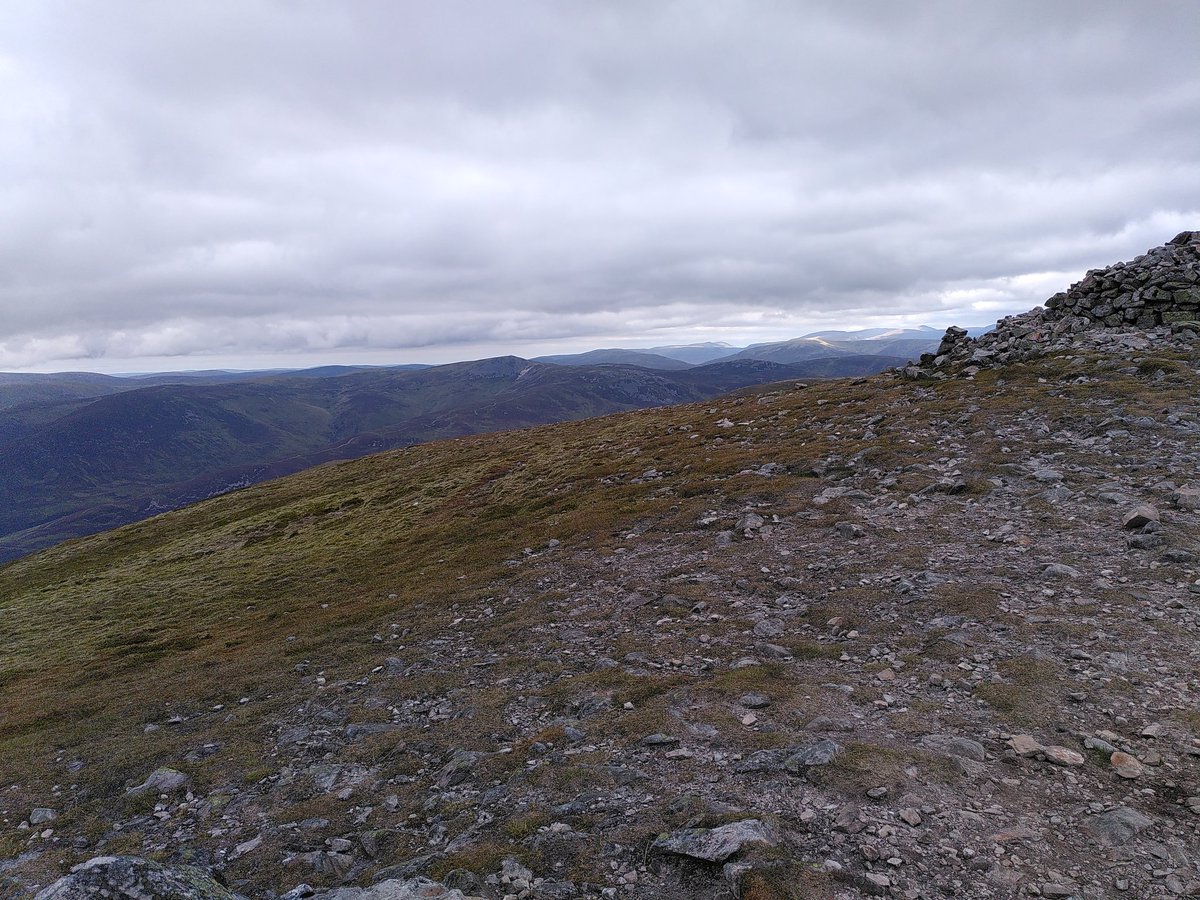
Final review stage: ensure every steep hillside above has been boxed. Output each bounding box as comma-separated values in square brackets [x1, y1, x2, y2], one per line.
[0, 358, 810, 563]
[3, 331, 1200, 898]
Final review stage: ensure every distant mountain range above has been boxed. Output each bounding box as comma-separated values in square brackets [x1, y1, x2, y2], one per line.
[532, 326, 986, 369]
[0, 326, 976, 562]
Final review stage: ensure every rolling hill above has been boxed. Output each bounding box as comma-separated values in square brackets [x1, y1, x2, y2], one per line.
[0, 356, 818, 563]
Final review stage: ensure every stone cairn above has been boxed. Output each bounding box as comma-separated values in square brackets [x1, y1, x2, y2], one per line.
[904, 230, 1200, 378]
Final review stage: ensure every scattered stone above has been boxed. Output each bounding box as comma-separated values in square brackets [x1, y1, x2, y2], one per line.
[1173, 485, 1200, 510]
[1042, 746, 1085, 767]
[785, 739, 841, 772]
[652, 819, 779, 863]
[1008, 735, 1044, 757]
[1122, 505, 1159, 529]
[1082, 806, 1154, 847]
[735, 512, 764, 533]
[921, 733, 987, 762]
[1042, 563, 1081, 579]
[1110, 752, 1144, 779]
[230, 835, 262, 860]
[436, 751, 483, 789]
[639, 733, 680, 747]
[29, 808, 58, 825]
[127, 767, 191, 796]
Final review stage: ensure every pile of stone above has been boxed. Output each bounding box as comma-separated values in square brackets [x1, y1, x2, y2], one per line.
[904, 230, 1200, 377]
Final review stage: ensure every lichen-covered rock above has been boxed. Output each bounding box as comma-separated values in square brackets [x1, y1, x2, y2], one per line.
[34, 856, 245, 900]
[652, 818, 779, 863]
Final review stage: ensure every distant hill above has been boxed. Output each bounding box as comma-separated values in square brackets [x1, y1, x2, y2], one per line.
[0, 372, 133, 410]
[533, 349, 693, 369]
[0, 356, 816, 562]
[800, 325, 942, 341]
[728, 333, 941, 365]
[643, 342, 741, 364]
[0, 364, 431, 411]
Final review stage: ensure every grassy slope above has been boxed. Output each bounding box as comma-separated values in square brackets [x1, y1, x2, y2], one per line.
[0, 359, 809, 563]
[0, 348, 1195, 893]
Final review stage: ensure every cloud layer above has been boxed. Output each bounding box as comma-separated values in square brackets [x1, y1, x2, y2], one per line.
[2, 1, 1199, 369]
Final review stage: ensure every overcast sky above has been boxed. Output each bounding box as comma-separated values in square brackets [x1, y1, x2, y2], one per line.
[2, 1, 1198, 372]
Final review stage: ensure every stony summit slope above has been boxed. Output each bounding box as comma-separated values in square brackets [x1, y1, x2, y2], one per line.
[3, 235, 1200, 900]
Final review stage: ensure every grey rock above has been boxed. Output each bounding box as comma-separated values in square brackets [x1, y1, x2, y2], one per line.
[1042, 563, 1081, 579]
[34, 856, 246, 900]
[834, 521, 865, 538]
[653, 818, 779, 863]
[734, 512, 764, 532]
[278, 725, 312, 747]
[436, 751, 484, 789]
[127, 767, 191, 796]
[1082, 806, 1154, 846]
[299, 850, 355, 879]
[1122, 505, 1159, 529]
[733, 749, 788, 774]
[785, 739, 841, 772]
[920, 733, 987, 762]
[639, 733, 680, 747]
[29, 808, 58, 825]
[751, 618, 783, 637]
[1127, 532, 1162, 550]
[1173, 485, 1200, 509]
[756, 643, 792, 659]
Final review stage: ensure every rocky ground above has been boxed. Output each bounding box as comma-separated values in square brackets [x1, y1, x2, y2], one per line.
[6, 236, 1200, 899]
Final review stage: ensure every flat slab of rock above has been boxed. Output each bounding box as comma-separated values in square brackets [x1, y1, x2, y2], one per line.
[1082, 806, 1154, 847]
[1008, 735, 1044, 757]
[34, 856, 246, 900]
[921, 733, 986, 762]
[1042, 745, 1085, 767]
[127, 767, 191, 796]
[653, 818, 779, 863]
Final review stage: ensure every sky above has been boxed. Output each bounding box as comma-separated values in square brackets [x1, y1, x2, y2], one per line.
[2, 1, 1199, 373]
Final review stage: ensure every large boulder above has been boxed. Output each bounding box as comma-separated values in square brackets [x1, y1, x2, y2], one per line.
[34, 856, 245, 900]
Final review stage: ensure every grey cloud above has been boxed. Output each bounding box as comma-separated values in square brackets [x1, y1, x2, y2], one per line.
[1, 0, 1199, 369]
